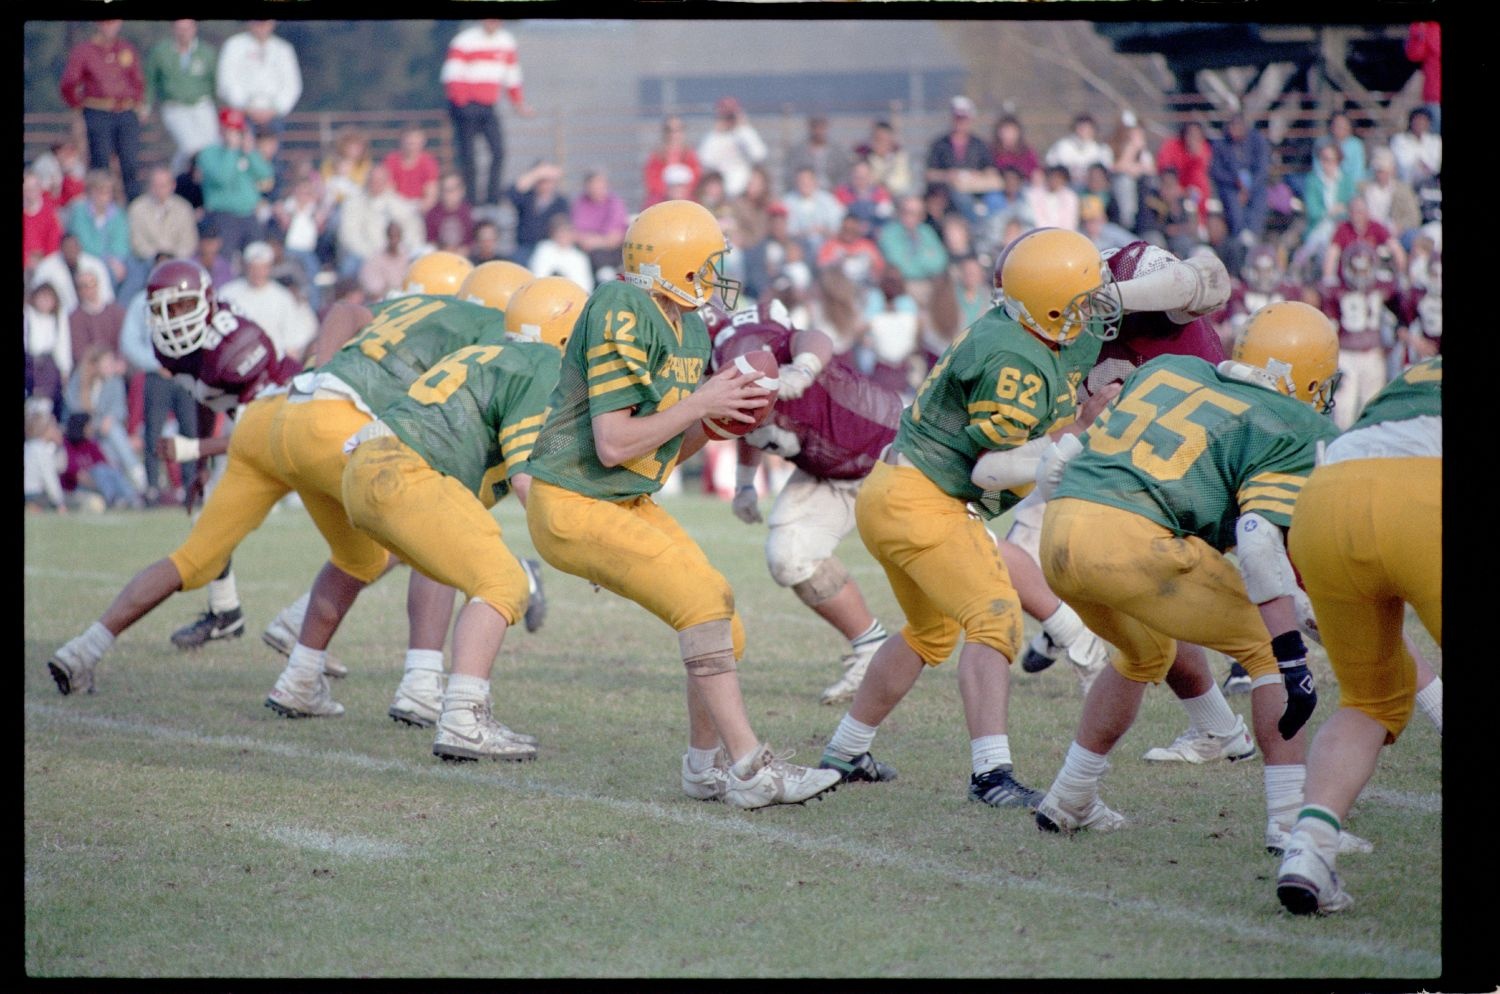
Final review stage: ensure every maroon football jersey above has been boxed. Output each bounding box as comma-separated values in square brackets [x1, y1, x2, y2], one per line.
[713, 319, 904, 480]
[1322, 281, 1396, 352]
[156, 300, 298, 413]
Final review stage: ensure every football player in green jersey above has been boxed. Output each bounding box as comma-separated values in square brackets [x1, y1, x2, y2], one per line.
[1276, 356, 1441, 914]
[524, 199, 842, 810]
[818, 228, 1123, 809]
[341, 276, 585, 762]
[1032, 301, 1366, 857]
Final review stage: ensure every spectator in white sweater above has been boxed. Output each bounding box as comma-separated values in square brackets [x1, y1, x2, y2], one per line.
[218, 241, 309, 360]
[216, 20, 302, 136]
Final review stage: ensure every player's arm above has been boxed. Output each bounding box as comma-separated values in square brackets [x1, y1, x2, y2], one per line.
[778, 327, 835, 400]
[1234, 508, 1317, 741]
[1113, 252, 1231, 323]
[731, 439, 765, 523]
[971, 379, 1121, 494]
[510, 472, 532, 507]
[306, 299, 376, 368]
[592, 367, 767, 467]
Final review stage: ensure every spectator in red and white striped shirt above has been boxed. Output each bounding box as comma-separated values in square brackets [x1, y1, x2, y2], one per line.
[439, 19, 535, 209]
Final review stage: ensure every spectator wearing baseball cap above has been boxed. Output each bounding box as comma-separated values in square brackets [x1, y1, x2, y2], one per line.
[925, 95, 997, 225]
[697, 95, 768, 199]
[197, 104, 274, 262]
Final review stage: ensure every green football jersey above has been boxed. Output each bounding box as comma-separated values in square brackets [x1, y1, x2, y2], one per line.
[319, 295, 506, 413]
[1352, 355, 1441, 430]
[527, 281, 711, 500]
[894, 307, 1079, 517]
[1056, 354, 1340, 550]
[381, 332, 561, 508]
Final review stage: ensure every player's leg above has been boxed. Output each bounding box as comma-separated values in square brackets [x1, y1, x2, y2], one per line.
[1142, 642, 1257, 764]
[526, 480, 838, 808]
[763, 472, 887, 704]
[388, 571, 459, 729]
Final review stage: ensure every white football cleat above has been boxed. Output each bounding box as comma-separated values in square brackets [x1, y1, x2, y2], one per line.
[820, 637, 883, 705]
[681, 748, 731, 801]
[1266, 819, 1373, 856]
[262, 611, 348, 679]
[1035, 790, 1128, 834]
[47, 641, 98, 696]
[265, 670, 345, 718]
[431, 703, 537, 762]
[723, 745, 841, 809]
[1143, 715, 1257, 764]
[388, 671, 445, 728]
[1277, 842, 1354, 914]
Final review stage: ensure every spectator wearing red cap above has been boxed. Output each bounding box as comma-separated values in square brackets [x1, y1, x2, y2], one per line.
[1405, 22, 1441, 133]
[643, 115, 702, 209]
[697, 96, 768, 199]
[197, 107, 274, 261]
[59, 20, 147, 202]
[441, 19, 535, 208]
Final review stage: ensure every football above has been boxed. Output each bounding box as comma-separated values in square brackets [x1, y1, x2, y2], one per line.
[702, 350, 779, 440]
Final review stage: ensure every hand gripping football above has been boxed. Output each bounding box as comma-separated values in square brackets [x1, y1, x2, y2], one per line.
[702, 350, 779, 440]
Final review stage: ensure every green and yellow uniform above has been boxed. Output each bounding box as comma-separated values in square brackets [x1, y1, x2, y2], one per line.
[267, 295, 508, 584]
[858, 309, 1080, 666]
[1289, 357, 1441, 738]
[525, 281, 744, 651]
[1043, 354, 1339, 683]
[343, 335, 560, 623]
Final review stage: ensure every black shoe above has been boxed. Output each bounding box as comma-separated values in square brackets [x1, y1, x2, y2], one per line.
[819, 750, 897, 784]
[1223, 661, 1252, 695]
[969, 765, 1043, 809]
[170, 607, 245, 650]
[521, 557, 546, 633]
[1020, 632, 1061, 673]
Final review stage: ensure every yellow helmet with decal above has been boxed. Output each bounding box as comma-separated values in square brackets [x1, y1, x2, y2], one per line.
[999, 228, 1121, 344]
[622, 199, 740, 310]
[459, 260, 533, 312]
[503, 276, 589, 351]
[1231, 300, 1341, 413]
[401, 251, 474, 297]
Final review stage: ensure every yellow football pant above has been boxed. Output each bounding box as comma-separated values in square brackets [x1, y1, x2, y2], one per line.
[169, 394, 290, 590]
[1289, 457, 1441, 740]
[1041, 497, 1279, 682]
[526, 480, 746, 658]
[854, 461, 1023, 666]
[343, 436, 528, 625]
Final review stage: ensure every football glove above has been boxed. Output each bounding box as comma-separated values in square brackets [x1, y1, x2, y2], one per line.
[777, 351, 824, 401]
[732, 485, 762, 524]
[1279, 662, 1317, 740]
[1033, 432, 1083, 502]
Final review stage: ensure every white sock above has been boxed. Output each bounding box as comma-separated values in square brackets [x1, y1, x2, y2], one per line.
[1415, 677, 1442, 735]
[404, 649, 445, 674]
[1264, 763, 1307, 829]
[1041, 603, 1085, 646]
[970, 734, 1012, 775]
[1180, 685, 1239, 736]
[686, 745, 721, 772]
[207, 572, 240, 614]
[287, 643, 325, 680]
[1051, 741, 1109, 802]
[850, 619, 887, 651]
[445, 673, 489, 706]
[1290, 804, 1343, 863]
[282, 591, 311, 630]
[826, 713, 879, 760]
[68, 621, 116, 665]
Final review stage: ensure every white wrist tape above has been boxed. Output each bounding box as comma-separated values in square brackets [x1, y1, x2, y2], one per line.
[1234, 512, 1297, 604]
[971, 436, 1052, 491]
[1033, 432, 1084, 501]
[789, 350, 824, 379]
[170, 435, 201, 463]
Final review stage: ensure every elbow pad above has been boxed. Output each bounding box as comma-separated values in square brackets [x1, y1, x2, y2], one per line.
[1234, 512, 1298, 604]
[1115, 254, 1231, 322]
[971, 436, 1052, 491]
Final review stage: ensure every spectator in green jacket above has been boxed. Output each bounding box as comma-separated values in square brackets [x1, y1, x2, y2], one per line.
[877, 194, 949, 320]
[196, 107, 273, 262]
[145, 20, 219, 175]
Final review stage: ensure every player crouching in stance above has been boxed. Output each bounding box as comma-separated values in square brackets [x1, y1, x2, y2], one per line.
[1032, 301, 1369, 857]
[818, 228, 1122, 808]
[707, 301, 902, 705]
[1276, 356, 1441, 915]
[342, 277, 584, 761]
[523, 200, 842, 809]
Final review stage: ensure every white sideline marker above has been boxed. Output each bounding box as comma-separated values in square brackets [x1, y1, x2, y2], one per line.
[26, 703, 1441, 976]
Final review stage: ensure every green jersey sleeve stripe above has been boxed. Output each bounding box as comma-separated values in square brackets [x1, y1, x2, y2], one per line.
[498, 412, 548, 442]
[1240, 497, 1296, 518]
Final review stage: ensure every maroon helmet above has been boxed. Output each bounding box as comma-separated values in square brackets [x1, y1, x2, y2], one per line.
[146, 258, 217, 358]
[1340, 242, 1377, 291]
[1242, 242, 1283, 294]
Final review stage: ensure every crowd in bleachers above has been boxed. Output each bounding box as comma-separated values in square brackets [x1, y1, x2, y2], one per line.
[23, 18, 1442, 513]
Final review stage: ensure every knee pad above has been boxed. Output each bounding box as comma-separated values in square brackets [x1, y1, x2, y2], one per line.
[790, 557, 850, 608]
[679, 619, 737, 677]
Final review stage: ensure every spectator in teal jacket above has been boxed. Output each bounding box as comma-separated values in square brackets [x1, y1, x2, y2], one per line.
[65, 169, 132, 292]
[878, 194, 949, 285]
[1294, 142, 1359, 272]
[196, 107, 273, 262]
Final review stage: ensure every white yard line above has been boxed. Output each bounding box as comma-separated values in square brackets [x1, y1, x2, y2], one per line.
[26, 702, 1440, 976]
[260, 824, 411, 860]
[1361, 787, 1441, 813]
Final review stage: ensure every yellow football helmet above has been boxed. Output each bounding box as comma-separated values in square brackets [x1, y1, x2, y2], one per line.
[622, 199, 740, 310]
[999, 228, 1121, 344]
[459, 260, 533, 311]
[504, 276, 589, 351]
[401, 251, 474, 297]
[1231, 300, 1341, 413]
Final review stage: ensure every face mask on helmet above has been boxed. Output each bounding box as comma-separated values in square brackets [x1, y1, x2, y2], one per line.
[998, 228, 1122, 344]
[1225, 301, 1342, 414]
[146, 260, 214, 358]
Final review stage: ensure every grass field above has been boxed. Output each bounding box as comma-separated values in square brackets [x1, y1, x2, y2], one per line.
[24, 494, 1443, 980]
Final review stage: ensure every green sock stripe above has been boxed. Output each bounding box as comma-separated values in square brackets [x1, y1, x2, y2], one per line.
[1298, 806, 1342, 832]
